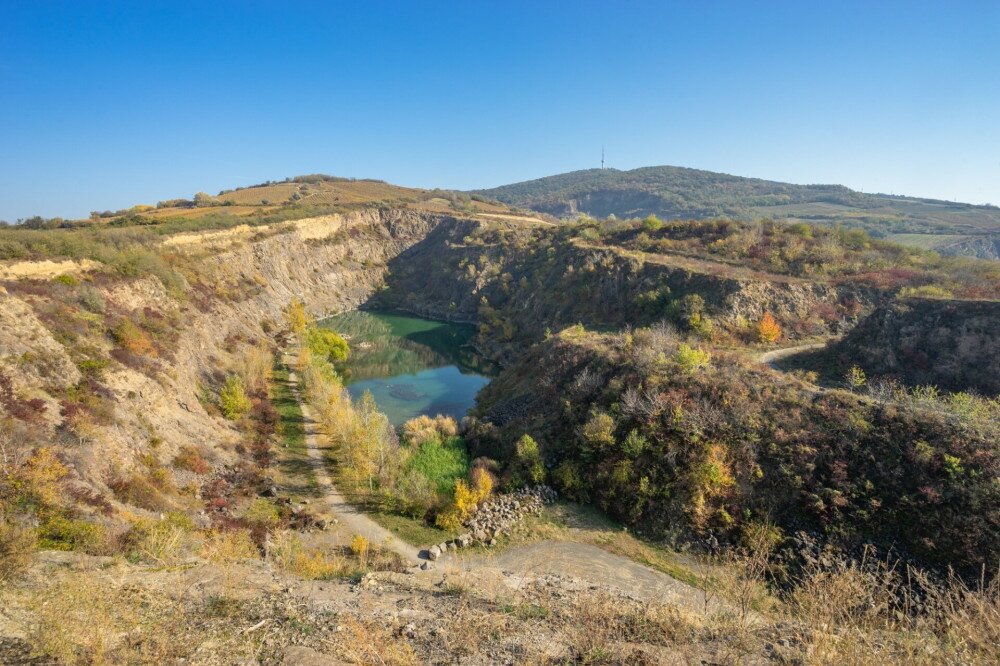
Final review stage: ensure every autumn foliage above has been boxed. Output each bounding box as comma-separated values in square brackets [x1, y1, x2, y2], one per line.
[756, 312, 782, 343]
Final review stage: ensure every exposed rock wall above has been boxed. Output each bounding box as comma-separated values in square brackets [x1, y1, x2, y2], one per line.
[0, 209, 451, 497]
[825, 297, 1000, 395]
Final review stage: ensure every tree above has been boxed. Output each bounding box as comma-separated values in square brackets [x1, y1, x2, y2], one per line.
[756, 312, 782, 344]
[846, 365, 867, 391]
[219, 375, 252, 420]
[285, 297, 308, 334]
[304, 326, 349, 363]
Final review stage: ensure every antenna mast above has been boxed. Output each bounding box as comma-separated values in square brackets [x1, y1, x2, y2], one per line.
[601, 146, 605, 170]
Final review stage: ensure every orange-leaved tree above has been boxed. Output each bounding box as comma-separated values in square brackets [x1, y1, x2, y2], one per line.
[756, 312, 781, 344]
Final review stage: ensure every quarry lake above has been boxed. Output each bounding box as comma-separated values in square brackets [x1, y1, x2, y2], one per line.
[320, 310, 495, 426]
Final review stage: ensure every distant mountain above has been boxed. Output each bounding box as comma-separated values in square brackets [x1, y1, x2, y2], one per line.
[473, 166, 1000, 259]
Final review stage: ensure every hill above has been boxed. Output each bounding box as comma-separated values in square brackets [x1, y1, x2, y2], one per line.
[473, 166, 1000, 259]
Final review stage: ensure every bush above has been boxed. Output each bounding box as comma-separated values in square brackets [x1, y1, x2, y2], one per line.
[285, 297, 307, 333]
[641, 215, 663, 232]
[107, 473, 172, 511]
[304, 326, 349, 364]
[36, 513, 104, 552]
[350, 534, 370, 568]
[675, 344, 711, 373]
[243, 498, 280, 527]
[173, 446, 210, 474]
[219, 375, 252, 420]
[401, 414, 458, 446]
[509, 434, 545, 486]
[0, 516, 35, 581]
[435, 469, 493, 531]
[112, 319, 155, 356]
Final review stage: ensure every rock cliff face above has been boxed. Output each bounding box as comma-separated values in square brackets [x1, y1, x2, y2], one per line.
[373, 218, 870, 363]
[0, 209, 450, 498]
[826, 298, 1000, 394]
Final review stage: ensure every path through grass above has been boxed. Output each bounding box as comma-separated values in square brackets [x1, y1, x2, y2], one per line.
[272, 362, 319, 499]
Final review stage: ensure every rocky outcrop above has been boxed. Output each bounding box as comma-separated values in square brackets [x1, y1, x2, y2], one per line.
[825, 297, 1000, 394]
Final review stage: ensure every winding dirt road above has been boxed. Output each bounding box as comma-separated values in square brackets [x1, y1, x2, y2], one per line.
[757, 342, 827, 370]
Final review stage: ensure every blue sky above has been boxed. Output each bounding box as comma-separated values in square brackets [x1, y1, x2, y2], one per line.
[2, 1, 998, 220]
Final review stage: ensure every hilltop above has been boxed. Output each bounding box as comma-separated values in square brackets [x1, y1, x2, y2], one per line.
[6, 174, 517, 235]
[473, 165, 1000, 259]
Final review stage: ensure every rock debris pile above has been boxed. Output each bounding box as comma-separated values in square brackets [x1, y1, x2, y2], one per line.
[425, 485, 556, 561]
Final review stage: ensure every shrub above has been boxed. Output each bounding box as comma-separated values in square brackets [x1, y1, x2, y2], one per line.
[173, 446, 210, 474]
[219, 375, 252, 420]
[36, 513, 104, 552]
[269, 531, 346, 579]
[243, 498, 280, 527]
[0, 516, 35, 582]
[401, 414, 458, 446]
[304, 326, 349, 363]
[756, 312, 782, 343]
[285, 297, 307, 333]
[107, 472, 172, 511]
[350, 534, 370, 568]
[12, 447, 68, 508]
[53, 273, 78, 286]
[675, 344, 711, 373]
[112, 319, 155, 356]
[509, 434, 545, 485]
[396, 467, 439, 517]
[846, 365, 867, 391]
[434, 466, 494, 530]
[641, 215, 664, 232]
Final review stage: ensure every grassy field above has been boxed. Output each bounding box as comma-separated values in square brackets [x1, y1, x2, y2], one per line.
[885, 232, 966, 250]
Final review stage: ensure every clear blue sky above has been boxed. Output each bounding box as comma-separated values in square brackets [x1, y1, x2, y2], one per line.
[2, 1, 999, 220]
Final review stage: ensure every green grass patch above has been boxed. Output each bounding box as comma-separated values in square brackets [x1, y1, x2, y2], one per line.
[405, 435, 469, 496]
[363, 504, 457, 546]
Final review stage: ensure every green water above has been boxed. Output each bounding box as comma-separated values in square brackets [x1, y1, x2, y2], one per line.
[320, 310, 494, 426]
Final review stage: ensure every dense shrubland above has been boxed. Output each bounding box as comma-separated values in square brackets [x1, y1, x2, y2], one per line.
[472, 324, 1000, 576]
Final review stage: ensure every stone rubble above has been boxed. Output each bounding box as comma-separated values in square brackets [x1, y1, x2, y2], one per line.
[424, 485, 556, 560]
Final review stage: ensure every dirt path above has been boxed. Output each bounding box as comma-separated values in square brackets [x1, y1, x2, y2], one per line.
[452, 541, 714, 610]
[282, 354, 422, 565]
[757, 342, 827, 370]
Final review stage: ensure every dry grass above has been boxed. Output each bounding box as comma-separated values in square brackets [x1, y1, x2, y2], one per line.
[24, 570, 189, 664]
[0, 517, 35, 583]
[334, 616, 418, 665]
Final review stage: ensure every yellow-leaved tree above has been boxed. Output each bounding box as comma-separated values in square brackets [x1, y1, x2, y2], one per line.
[436, 467, 494, 531]
[285, 297, 308, 334]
